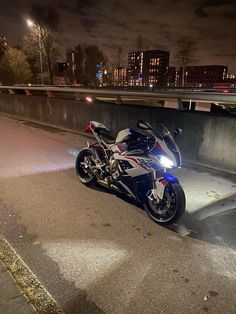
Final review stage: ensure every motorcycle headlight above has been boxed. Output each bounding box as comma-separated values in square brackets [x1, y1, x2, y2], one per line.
[159, 155, 174, 168]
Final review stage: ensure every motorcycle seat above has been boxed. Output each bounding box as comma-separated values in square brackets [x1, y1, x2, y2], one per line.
[95, 127, 115, 144]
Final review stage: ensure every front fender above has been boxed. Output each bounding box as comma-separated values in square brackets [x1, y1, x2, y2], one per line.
[162, 172, 179, 183]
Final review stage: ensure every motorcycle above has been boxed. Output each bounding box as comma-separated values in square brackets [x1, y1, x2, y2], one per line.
[75, 120, 186, 225]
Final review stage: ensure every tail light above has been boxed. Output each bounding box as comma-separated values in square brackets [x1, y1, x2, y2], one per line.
[85, 124, 93, 133]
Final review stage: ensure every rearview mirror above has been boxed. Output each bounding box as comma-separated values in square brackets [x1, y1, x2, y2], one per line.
[174, 128, 182, 137]
[137, 120, 152, 130]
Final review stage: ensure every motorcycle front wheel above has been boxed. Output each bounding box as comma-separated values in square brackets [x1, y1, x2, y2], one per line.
[144, 183, 186, 225]
[75, 148, 97, 186]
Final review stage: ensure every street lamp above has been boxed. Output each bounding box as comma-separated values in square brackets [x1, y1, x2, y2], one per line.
[26, 19, 34, 27]
[26, 19, 44, 85]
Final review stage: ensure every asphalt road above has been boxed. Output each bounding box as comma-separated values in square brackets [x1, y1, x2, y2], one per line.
[0, 114, 235, 314]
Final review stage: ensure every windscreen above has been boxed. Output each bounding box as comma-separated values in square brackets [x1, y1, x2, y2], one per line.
[152, 123, 179, 153]
[151, 123, 173, 141]
[157, 124, 171, 137]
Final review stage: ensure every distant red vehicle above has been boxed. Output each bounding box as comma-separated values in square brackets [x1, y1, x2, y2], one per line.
[72, 83, 83, 88]
[212, 85, 230, 93]
[204, 85, 236, 93]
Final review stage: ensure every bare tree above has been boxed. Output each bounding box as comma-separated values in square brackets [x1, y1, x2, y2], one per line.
[24, 32, 44, 84]
[69, 44, 107, 86]
[84, 45, 107, 86]
[135, 35, 148, 52]
[24, 5, 60, 84]
[175, 36, 196, 87]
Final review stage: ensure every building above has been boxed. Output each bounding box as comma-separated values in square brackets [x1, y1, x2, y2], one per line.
[113, 67, 127, 86]
[224, 73, 236, 86]
[168, 65, 228, 87]
[127, 50, 169, 87]
[167, 67, 180, 87]
[184, 65, 228, 86]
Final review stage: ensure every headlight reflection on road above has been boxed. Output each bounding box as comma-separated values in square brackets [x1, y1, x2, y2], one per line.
[43, 240, 128, 289]
[193, 192, 236, 221]
[0, 161, 74, 179]
[175, 167, 236, 217]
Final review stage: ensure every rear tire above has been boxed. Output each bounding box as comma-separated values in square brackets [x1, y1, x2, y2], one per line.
[144, 183, 186, 225]
[75, 148, 97, 186]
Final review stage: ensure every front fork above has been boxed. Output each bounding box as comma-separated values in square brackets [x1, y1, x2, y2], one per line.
[149, 171, 168, 202]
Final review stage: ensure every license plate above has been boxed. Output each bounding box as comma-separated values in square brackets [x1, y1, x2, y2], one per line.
[153, 181, 166, 200]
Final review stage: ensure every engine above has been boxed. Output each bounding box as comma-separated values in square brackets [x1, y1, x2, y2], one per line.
[109, 157, 134, 180]
[109, 159, 122, 180]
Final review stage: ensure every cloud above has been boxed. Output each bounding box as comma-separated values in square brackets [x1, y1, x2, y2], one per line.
[1, 0, 236, 71]
[215, 53, 236, 58]
[81, 17, 97, 30]
[195, 0, 235, 17]
[222, 12, 236, 19]
[159, 23, 170, 31]
[111, 1, 127, 12]
[58, 0, 98, 16]
[140, 19, 149, 25]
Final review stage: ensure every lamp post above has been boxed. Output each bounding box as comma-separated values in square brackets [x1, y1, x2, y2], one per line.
[71, 51, 76, 84]
[26, 19, 44, 85]
[185, 71, 188, 87]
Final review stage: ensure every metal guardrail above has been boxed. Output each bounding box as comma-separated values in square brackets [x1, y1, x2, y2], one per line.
[0, 85, 236, 106]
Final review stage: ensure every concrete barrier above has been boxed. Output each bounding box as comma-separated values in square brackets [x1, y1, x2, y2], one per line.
[0, 94, 235, 173]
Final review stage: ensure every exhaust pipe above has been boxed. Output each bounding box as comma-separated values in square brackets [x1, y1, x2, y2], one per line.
[97, 179, 123, 193]
[110, 184, 122, 193]
[97, 179, 109, 188]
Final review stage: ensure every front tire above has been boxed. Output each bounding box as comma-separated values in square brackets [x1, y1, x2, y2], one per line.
[144, 183, 186, 225]
[75, 148, 97, 186]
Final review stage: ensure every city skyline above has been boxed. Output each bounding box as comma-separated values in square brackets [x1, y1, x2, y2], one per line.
[1, 0, 236, 72]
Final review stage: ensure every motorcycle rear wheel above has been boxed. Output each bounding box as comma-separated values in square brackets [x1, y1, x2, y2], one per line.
[144, 183, 186, 225]
[75, 148, 97, 186]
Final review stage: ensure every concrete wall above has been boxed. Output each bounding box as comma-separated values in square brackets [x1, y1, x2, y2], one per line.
[0, 94, 235, 173]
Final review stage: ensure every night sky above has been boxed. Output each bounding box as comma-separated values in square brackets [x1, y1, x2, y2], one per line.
[1, 0, 236, 72]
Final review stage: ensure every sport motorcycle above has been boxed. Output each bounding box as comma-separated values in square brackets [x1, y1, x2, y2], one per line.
[75, 120, 186, 225]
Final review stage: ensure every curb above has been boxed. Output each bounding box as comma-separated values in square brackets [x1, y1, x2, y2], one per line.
[0, 235, 64, 314]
